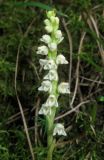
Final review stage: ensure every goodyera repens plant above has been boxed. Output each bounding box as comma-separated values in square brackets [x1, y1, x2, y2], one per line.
[37, 10, 70, 160]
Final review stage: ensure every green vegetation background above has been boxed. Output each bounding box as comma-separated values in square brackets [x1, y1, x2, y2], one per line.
[0, 0, 104, 159]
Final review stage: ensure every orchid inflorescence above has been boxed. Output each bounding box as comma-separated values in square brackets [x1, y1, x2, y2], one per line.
[37, 10, 70, 137]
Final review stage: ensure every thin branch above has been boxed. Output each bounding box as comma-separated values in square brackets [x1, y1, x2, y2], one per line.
[70, 31, 86, 108]
[62, 18, 73, 91]
[80, 76, 104, 85]
[55, 100, 90, 121]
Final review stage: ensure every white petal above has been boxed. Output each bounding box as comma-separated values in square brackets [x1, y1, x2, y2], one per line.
[43, 69, 58, 81]
[58, 82, 70, 94]
[56, 54, 68, 64]
[39, 104, 52, 115]
[48, 42, 57, 51]
[53, 123, 67, 136]
[44, 19, 51, 26]
[36, 46, 48, 55]
[45, 26, 53, 33]
[45, 95, 58, 107]
[38, 80, 52, 92]
[44, 59, 57, 70]
[39, 59, 48, 67]
[40, 35, 51, 44]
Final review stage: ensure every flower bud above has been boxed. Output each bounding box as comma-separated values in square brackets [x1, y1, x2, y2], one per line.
[50, 16, 59, 25]
[47, 10, 56, 19]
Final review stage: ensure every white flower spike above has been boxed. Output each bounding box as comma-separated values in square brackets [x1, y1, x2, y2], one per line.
[45, 95, 58, 107]
[53, 123, 67, 136]
[56, 54, 68, 65]
[36, 46, 48, 55]
[37, 10, 68, 144]
[39, 104, 52, 115]
[38, 80, 52, 92]
[58, 82, 70, 94]
[43, 69, 58, 81]
[40, 35, 52, 44]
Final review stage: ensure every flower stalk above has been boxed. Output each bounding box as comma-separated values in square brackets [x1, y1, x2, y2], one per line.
[37, 10, 70, 160]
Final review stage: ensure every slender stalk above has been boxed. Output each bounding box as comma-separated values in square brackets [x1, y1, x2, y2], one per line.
[46, 109, 56, 160]
[46, 107, 56, 160]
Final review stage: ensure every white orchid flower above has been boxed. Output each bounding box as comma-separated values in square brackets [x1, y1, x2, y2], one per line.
[38, 80, 52, 92]
[56, 54, 68, 65]
[39, 59, 57, 70]
[39, 104, 52, 115]
[43, 69, 58, 81]
[36, 46, 48, 55]
[55, 30, 64, 43]
[45, 95, 58, 107]
[48, 42, 57, 51]
[44, 59, 57, 70]
[58, 82, 70, 94]
[44, 19, 53, 33]
[40, 35, 52, 44]
[53, 123, 67, 136]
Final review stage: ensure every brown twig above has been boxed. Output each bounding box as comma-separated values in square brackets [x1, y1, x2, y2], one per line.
[70, 31, 86, 108]
[62, 18, 73, 92]
[55, 100, 90, 121]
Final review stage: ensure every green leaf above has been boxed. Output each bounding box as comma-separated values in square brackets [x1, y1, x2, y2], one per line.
[14, 2, 67, 17]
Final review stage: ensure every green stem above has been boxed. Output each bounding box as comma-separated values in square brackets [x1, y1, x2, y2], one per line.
[46, 108, 56, 160]
[47, 139, 56, 160]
